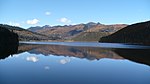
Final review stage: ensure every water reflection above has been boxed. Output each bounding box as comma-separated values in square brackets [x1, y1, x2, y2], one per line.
[0, 41, 18, 60]
[1, 43, 150, 84]
[59, 58, 71, 64]
[26, 56, 39, 62]
[113, 49, 150, 66]
[18, 43, 122, 60]
[17, 43, 150, 66]
[44, 66, 50, 70]
[1, 43, 150, 66]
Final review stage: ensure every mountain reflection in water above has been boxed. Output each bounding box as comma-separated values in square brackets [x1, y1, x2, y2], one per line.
[113, 49, 150, 66]
[0, 42, 150, 66]
[1, 42, 150, 84]
[16, 43, 150, 66]
[18, 43, 123, 60]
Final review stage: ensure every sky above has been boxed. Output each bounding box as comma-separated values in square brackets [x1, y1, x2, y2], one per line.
[0, 0, 150, 29]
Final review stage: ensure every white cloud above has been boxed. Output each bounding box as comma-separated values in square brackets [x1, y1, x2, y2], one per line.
[26, 19, 39, 25]
[26, 56, 39, 62]
[58, 17, 71, 23]
[59, 58, 71, 64]
[45, 11, 51, 15]
[8, 22, 20, 27]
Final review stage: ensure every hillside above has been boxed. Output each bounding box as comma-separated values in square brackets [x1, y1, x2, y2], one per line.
[99, 20, 150, 45]
[28, 22, 98, 40]
[28, 22, 127, 41]
[72, 24, 127, 41]
[0, 24, 51, 41]
[0, 22, 127, 42]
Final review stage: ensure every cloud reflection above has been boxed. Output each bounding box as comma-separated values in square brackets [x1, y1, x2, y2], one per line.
[26, 56, 39, 62]
[44, 66, 50, 70]
[13, 54, 20, 58]
[59, 58, 71, 64]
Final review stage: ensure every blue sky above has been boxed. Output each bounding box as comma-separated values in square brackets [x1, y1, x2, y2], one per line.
[0, 0, 150, 28]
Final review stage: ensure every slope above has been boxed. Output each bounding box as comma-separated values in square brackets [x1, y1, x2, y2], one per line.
[99, 20, 150, 45]
[0, 24, 51, 41]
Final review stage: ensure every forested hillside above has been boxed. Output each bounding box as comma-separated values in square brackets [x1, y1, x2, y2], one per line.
[99, 21, 150, 45]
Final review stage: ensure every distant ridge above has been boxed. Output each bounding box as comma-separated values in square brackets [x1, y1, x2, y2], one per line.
[28, 22, 127, 41]
[0, 22, 127, 42]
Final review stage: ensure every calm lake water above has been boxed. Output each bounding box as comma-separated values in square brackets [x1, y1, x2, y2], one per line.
[0, 42, 150, 84]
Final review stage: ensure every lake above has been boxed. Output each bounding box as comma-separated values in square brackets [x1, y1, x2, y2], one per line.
[0, 42, 150, 84]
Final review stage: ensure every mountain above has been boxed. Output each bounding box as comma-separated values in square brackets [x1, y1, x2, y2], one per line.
[28, 22, 127, 41]
[72, 24, 127, 41]
[0, 22, 127, 42]
[0, 24, 51, 41]
[28, 22, 99, 40]
[99, 20, 150, 45]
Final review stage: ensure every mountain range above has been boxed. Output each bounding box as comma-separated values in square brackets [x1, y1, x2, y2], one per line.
[0, 22, 127, 41]
[28, 22, 127, 41]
